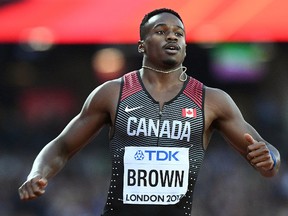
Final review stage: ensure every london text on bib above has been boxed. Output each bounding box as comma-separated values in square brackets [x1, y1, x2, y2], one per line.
[123, 146, 189, 205]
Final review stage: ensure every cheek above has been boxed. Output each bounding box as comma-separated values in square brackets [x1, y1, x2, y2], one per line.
[145, 41, 162, 55]
[145, 36, 163, 47]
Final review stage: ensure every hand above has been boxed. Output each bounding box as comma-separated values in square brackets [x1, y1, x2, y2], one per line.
[244, 133, 274, 171]
[18, 175, 48, 200]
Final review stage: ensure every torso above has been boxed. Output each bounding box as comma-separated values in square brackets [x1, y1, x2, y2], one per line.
[105, 74, 215, 150]
[102, 71, 206, 216]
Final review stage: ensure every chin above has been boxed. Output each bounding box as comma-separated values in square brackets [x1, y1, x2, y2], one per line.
[162, 58, 178, 67]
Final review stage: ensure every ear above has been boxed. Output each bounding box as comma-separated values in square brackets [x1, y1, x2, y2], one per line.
[138, 40, 145, 53]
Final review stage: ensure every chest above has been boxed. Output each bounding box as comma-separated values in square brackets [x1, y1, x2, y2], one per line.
[115, 90, 202, 146]
[144, 84, 183, 110]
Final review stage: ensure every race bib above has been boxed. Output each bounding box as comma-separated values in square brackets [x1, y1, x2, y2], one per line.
[123, 146, 189, 205]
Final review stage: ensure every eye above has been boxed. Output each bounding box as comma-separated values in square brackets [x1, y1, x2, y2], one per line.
[156, 30, 165, 35]
[175, 32, 184, 37]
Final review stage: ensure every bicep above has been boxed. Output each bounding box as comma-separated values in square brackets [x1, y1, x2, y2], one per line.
[211, 90, 262, 155]
[55, 84, 114, 158]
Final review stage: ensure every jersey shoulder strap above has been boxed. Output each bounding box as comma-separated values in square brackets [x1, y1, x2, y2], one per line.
[120, 71, 142, 102]
[183, 77, 204, 109]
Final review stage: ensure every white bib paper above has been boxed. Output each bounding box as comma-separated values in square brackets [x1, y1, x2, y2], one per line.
[123, 146, 189, 205]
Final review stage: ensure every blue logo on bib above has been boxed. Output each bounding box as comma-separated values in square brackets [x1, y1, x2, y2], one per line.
[134, 150, 145, 160]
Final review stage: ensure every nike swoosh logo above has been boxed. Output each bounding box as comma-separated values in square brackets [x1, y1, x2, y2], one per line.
[125, 106, 143, 112]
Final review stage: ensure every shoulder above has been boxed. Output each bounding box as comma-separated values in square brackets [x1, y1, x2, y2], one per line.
[83, 77, 122, 113]
[93, 77, 122, 96]
[90, 71, 137, 98]
[204, 86, 243, 123]
[205, 86, 233, 105]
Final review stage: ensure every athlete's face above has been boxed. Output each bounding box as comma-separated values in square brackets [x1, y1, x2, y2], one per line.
[140, 13, 186, 68]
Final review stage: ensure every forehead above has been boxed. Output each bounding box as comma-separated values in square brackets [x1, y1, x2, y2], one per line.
[146, 12, 184, 30]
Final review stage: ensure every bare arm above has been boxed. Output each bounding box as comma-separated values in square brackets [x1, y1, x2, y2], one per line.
[18, 79, 120, 200]
[205, 87, 280, 177]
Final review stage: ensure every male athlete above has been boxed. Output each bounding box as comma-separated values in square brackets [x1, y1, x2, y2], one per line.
[19, 8, 280, 216]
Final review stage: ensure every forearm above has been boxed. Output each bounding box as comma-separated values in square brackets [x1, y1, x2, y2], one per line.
[28, 139, 69, 180]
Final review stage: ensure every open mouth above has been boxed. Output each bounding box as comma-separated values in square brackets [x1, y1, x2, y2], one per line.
[163, 43, 180, 51]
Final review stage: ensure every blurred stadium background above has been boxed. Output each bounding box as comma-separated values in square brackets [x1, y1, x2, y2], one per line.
[0, 0, 288, 215]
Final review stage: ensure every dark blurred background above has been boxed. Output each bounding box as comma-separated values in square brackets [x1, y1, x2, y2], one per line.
[1, 0, 288, 215]
[0, 42, 287, 216]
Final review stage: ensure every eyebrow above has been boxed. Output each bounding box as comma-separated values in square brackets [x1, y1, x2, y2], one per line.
[152, 23, 185, 32]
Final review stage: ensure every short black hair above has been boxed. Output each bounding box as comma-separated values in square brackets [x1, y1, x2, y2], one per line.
[139, 8, 183, 40]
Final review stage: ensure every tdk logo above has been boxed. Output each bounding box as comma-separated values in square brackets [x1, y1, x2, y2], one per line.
[134, 150, 180, 161]
[134, 150, 145, 160]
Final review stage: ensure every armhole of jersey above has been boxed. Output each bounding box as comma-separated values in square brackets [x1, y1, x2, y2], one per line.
[201, 85, 206, 151]
[109, 75, 125, 141]
[110, 71, 140, 140]
[184, 77, 206, 151]
[116, 75, 125, 115]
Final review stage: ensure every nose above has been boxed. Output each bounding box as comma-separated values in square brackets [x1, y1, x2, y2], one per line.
[166, 31, 178, 42]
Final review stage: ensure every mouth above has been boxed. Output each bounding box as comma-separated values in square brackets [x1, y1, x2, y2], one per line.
[163, 43, 180, 54]
[163, 43, 180, 50]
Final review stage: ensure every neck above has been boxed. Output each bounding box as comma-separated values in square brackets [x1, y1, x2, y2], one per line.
[141, 65, 188, 82]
